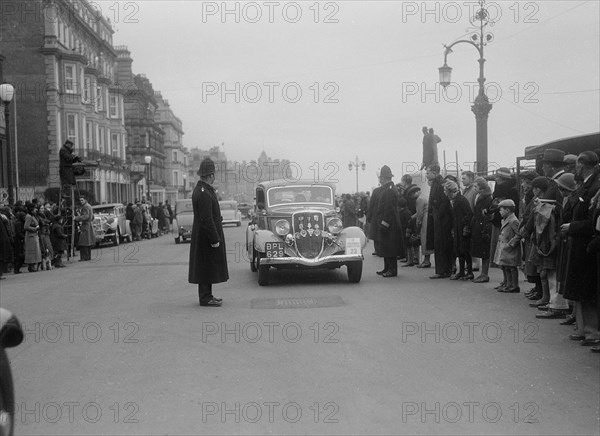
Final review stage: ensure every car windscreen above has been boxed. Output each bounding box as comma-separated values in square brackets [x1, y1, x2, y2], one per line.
[92, 207, 115, 214]
[267, 186, 333, 206]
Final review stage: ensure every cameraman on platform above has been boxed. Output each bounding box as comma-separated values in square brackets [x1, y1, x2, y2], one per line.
[59, 140, 81, 189]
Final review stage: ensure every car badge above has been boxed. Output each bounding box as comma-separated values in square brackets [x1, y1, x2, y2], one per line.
[308, 229, 314, 236]
[314, 230, 321, 236]
[307, 223, 312, 229]
[314, 224, 320, 230]
[299, 223, 304, 230]
[300, 230, 307, 237]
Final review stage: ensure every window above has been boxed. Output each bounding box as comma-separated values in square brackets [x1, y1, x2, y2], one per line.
[86, 121, 93, 149]
[109, 94, 119, 118]
[83, 77, 91, 103]
[172, 150, 177, 163]
[64, 64, 75, 93]
[96, 86, 104, 112]
[173, 171, 179, 187]
[66, 113, 78, 145]
[111, 133, 119, 157]
[98, 126, 105, 154]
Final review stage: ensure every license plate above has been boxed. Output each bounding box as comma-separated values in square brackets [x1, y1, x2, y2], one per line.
[345, 238, 362, 255]
[265, 242, 285, 258]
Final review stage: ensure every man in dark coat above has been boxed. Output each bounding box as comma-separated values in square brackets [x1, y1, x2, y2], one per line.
[188, 158, 229, 307]
[426, 165, 454, 278]
[444, 181, 474, 280]
[366, 183, 383, 256]
[375, 165, 402, 277]
[59, 140, 81, 187]
[560, 152, 600, 339]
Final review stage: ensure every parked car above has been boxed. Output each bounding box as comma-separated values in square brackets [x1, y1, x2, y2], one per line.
[0, 308, 24, 436]
[237, 202, 253, 219]
[173, 199, 193, 244]
[219, 200, 242, 226]
[91, 203, 132, 246]
[246, 180, 367, 286]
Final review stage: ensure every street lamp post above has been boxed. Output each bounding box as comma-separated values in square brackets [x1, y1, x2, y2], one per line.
[144, 155, 152, 204]
[0, 83, 15, 205]
[348, 156, 366, 193]
[439, 0, 494, 176]
[182, 175, 187, 199]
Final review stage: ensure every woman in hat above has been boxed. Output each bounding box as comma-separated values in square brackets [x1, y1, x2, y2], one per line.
[189, 158, 229, 306]
[23, 202, 42, 272]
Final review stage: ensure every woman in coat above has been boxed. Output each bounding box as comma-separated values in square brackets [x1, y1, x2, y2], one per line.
[471, 177, 493, 282]
[189, 158, 228, 307]
[23, 203, 42, 271]
[74, 196, 94, 261]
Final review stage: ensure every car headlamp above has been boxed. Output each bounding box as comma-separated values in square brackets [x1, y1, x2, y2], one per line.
[327, 218, 343, 234]
[275, 219, 291, 236]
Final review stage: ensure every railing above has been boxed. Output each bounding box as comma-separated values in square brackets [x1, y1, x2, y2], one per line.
[75, 148, 123, 167]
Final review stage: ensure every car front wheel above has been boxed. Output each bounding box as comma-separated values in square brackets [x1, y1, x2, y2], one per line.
[175, 237, 180, 244]
[347, 261, 363, 283]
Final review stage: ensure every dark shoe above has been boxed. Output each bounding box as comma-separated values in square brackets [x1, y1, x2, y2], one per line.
[382, 271, 397, 277]
[213, 297, 222, 302]
[529, 300, 549, 307]
[372, 252, 379, 256]
[417, 262, 431, 268]
[536, 310, 567, 319]
[499, 287, 520, 293]
[376, 270, 388, 276]
[462, 273, 475, 281]
[568, 333, 585, 341]
[200, 298, 222, 307]
[429, 274, 445, 279]
[537, 304, 550, 311]
[527, 293, 543, 301]
[560, 315, 576, 326]
[449, 273, 464, 280]
[472, 275, 489, 283]
[398, 257, 407, 262]
[401, 263, 415, 267]
[494, 282, 507, 290]
[581, 339, 600, 346]
[590, 346, 600, 353]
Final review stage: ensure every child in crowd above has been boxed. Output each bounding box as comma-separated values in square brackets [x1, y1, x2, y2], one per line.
[494, 199, 521, 292]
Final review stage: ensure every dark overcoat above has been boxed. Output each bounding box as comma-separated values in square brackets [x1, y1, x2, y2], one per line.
[59, 145, 78, 185]
[450, 193, 473, 256]
[376, 182, 402, 257]
[367, 185, 383, 241]
[427, 175, 454, 274]
[50, 220, 68, 253]
[342, 199, 357, 228]
[562, 170, 600, 302]
[74, 202, 94, 247]
[188, 181, 229, 285]
[0, 214, 13, 264]
[470, 193, 492, 258]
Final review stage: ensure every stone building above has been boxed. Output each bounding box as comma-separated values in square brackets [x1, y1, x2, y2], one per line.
[0, 0, 133, 203]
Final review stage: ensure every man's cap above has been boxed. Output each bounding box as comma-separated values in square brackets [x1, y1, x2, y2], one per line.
[498, 199, 516, 208]
[531, 176, 550, 191]
[556, 173, 576, 192]
[495, 167, 513, 179]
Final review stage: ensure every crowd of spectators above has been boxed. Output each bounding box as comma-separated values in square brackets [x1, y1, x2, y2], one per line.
[0, 197, 173, 276]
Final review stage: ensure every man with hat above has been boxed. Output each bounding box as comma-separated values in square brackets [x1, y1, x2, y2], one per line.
[559, 151, 600, 340]
[426, 165, 454, 279]
[188, 158, 228, 306]
[541, 148, 567, 204]
[375, 165, 402, 277]
[59, 140, 81, 188]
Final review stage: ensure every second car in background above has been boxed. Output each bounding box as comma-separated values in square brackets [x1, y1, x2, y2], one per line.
[219, 200, 242, 226]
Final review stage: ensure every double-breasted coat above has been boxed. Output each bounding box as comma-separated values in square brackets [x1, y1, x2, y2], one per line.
[188, 181, 229, 285]
[450, 193, 473, 256]
[23, 213, 42, 264]
[0, 213, 13, 267]
[493, 213, 521, 267]
[367, 185, 383, 241]
[562, 170, 600, 302]
[470, 192, 493, 258]
[74, 202, 95, 247]
[376, 182, 402, 258]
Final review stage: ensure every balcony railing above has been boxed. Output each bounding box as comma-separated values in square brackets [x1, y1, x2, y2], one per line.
[76, 148, 123, 167]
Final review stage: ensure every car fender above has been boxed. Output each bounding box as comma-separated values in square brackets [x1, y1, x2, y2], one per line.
[253, 229, 281, 253]
[338, 226, 368, 250]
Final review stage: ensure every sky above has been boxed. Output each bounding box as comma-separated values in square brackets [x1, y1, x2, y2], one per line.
[107, 0, 600, 192]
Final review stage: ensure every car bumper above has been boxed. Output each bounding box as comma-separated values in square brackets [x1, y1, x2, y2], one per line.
[222, 219, 240, 224]
[261, 253, 363, 267]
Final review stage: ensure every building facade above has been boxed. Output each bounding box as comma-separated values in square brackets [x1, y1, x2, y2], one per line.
[0, 0, 134, 203]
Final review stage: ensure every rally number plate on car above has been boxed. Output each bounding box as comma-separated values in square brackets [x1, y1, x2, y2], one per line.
[265, 242, 285, 258]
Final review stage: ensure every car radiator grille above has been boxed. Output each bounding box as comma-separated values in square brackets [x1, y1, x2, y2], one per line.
[292, 211, 324, 259]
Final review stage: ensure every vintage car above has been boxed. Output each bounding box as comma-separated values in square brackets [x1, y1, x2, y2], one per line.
[91, 203, 132, 246]
[246, 180, 367, 286]
[237, 202, 253, 219]
[0, 308, 24, 436]
[173, 199, 193, 244]
[219, 200, 242, 226]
